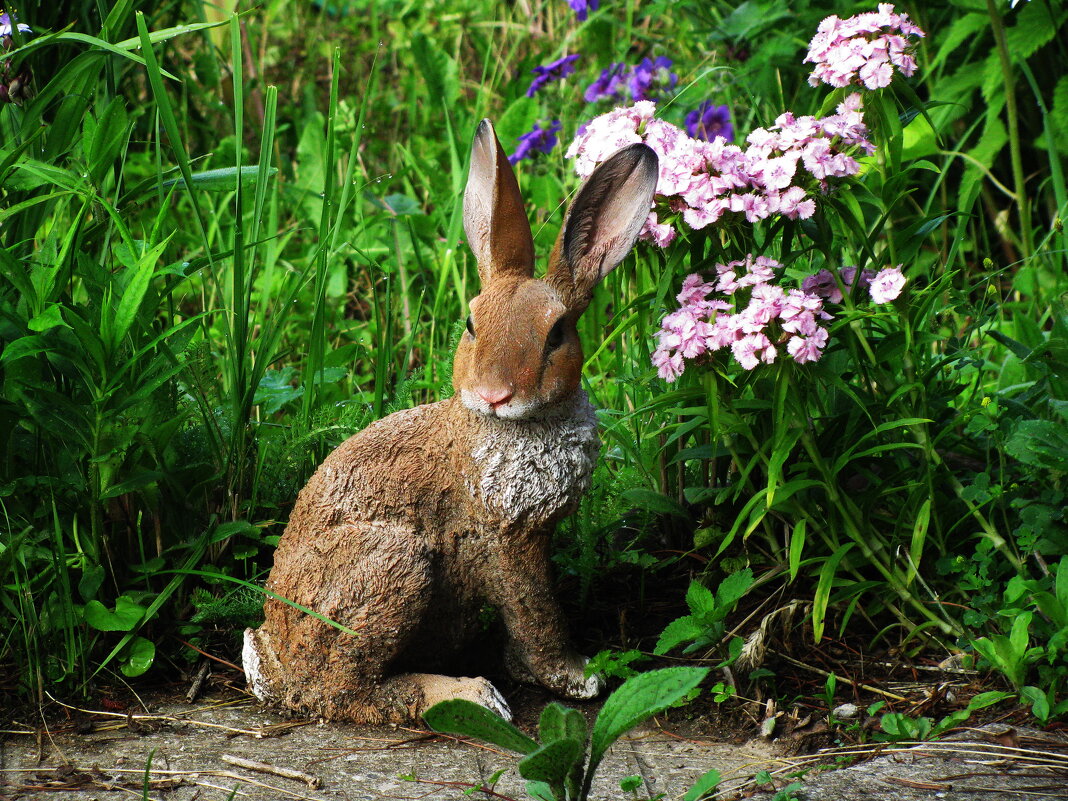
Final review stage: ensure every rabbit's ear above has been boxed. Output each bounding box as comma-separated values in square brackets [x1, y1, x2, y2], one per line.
[463, 119, 535, 283]
[546, 143, 658, 313]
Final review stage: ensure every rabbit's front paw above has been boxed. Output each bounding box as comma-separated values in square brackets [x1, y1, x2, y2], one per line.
[566, 658, 603, 699]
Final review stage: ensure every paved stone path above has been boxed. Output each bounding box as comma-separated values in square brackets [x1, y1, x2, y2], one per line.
[2, 693, 1065, 800]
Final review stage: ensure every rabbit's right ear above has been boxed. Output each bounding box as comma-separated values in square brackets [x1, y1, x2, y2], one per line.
[546, 143, 658, 314]
[463, 119, 536, 283]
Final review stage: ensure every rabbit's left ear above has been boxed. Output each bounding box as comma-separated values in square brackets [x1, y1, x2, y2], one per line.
[547, 143, 658, 313]
[463, 119, 536, 283]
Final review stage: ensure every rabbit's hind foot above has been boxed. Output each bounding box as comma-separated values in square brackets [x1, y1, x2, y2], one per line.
[411, 673, 513, 721]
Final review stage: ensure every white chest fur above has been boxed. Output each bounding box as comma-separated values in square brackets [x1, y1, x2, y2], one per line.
[466, 394, 600, 524]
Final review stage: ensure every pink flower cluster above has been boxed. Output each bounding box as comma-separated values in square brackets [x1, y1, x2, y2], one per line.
[652, 256, 834, 381]
[804, 3, 925, 90]
[565, 95, 874, 247]
[802, 264, 907, 304]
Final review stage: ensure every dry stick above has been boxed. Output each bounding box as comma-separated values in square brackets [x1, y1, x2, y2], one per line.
[185, 659, 211, 703]
[43, 695, 302, 739]
[220, 754, 323, 789]
[767, 648, 910, 702]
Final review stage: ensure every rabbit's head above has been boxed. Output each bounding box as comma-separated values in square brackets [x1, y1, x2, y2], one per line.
[454, 119, 658, 421]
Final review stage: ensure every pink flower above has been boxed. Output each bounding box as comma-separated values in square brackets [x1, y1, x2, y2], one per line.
[787, 327, 829, 364]
[804, 5, 925, 91]
[869, 265, 906, 303]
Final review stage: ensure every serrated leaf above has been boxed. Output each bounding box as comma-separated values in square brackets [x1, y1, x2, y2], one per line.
[653, 615, 705, 655]
[588, 667, 709, 773]
[685, 580, 716, 618]
[715, 568, 754, 610]
[423, 699, 538, 755]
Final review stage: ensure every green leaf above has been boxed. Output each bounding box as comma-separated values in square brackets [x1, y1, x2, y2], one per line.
[410, 32, 459, 108]
[111, 237, 168, 350]
[788, 520, 806, 583]
[120, 636, 155, 677]
[587, 667, 709, 775]
[538, 702, 586, 745]
[27, 304, 70, 332]
[161, 165, 278, 191]
[683, 768, 722, 801]
[423, 700, 538, 755]
[518, 738, 584, 785]
[83, 595, 146, 632]
[653, 615, 705, 656]
[620, 488, 690, 519]
[812, 543, 854, 642]
[715, 568, 754, 611]
[685, 580, 716, 618]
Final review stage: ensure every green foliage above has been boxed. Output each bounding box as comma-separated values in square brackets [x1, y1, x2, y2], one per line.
[424, 667, 709, 801]
[654, 570, 754, 656]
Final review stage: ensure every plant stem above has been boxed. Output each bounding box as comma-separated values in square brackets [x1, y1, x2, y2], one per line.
[985, 0, 1032, 260]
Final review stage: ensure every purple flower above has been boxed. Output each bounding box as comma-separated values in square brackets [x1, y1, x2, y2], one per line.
[509, 120, 563, 164]
[1, 12, 32, 105]
[526, 54, 580, 98]
[584, 62, 627, 103]
[567, 0, 599, 21]
[0, 12, 31, 38]
[628, 56, 676, 102]
[685, 102, 733, 143]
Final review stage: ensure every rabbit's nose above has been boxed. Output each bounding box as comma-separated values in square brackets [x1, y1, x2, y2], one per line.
[476, 386, 513, 408]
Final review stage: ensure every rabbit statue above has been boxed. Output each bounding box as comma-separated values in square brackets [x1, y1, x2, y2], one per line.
[243, 119, 658, 723]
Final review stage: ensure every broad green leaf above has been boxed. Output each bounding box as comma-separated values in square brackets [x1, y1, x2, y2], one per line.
[423, 700, 538, 755]
[120, 636, 155, 677]
[588, 667, 709, 774]
[538, 702, 586, 745]
[683, 768, 722, 801]
[27, 304, 70, 332]
[518, 738, 584, 785]
[83, 595, 146, 632]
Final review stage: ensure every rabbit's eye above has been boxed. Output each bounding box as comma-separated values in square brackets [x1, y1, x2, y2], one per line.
[466, 315, 475, 338]
[546, 318, 566, 351]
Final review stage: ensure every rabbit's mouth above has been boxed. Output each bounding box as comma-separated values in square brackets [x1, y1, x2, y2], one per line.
[460, 389, 541, 421]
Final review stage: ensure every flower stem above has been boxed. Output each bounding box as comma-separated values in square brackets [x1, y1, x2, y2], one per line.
[985, 0, 1032, 259]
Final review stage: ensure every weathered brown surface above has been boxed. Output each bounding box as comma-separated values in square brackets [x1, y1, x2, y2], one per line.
[243, 123, 661, 724]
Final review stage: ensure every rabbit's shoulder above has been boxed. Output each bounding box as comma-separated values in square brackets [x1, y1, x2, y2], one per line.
[464, 392, 600, 525]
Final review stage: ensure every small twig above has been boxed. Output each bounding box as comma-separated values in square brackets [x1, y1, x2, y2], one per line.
[768, 648, 910, 702]
[221, 754, 322, 789]
[186, 659, 211, 703]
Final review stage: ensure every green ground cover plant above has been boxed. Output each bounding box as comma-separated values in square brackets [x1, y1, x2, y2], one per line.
[1, 0, 1066, 735]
